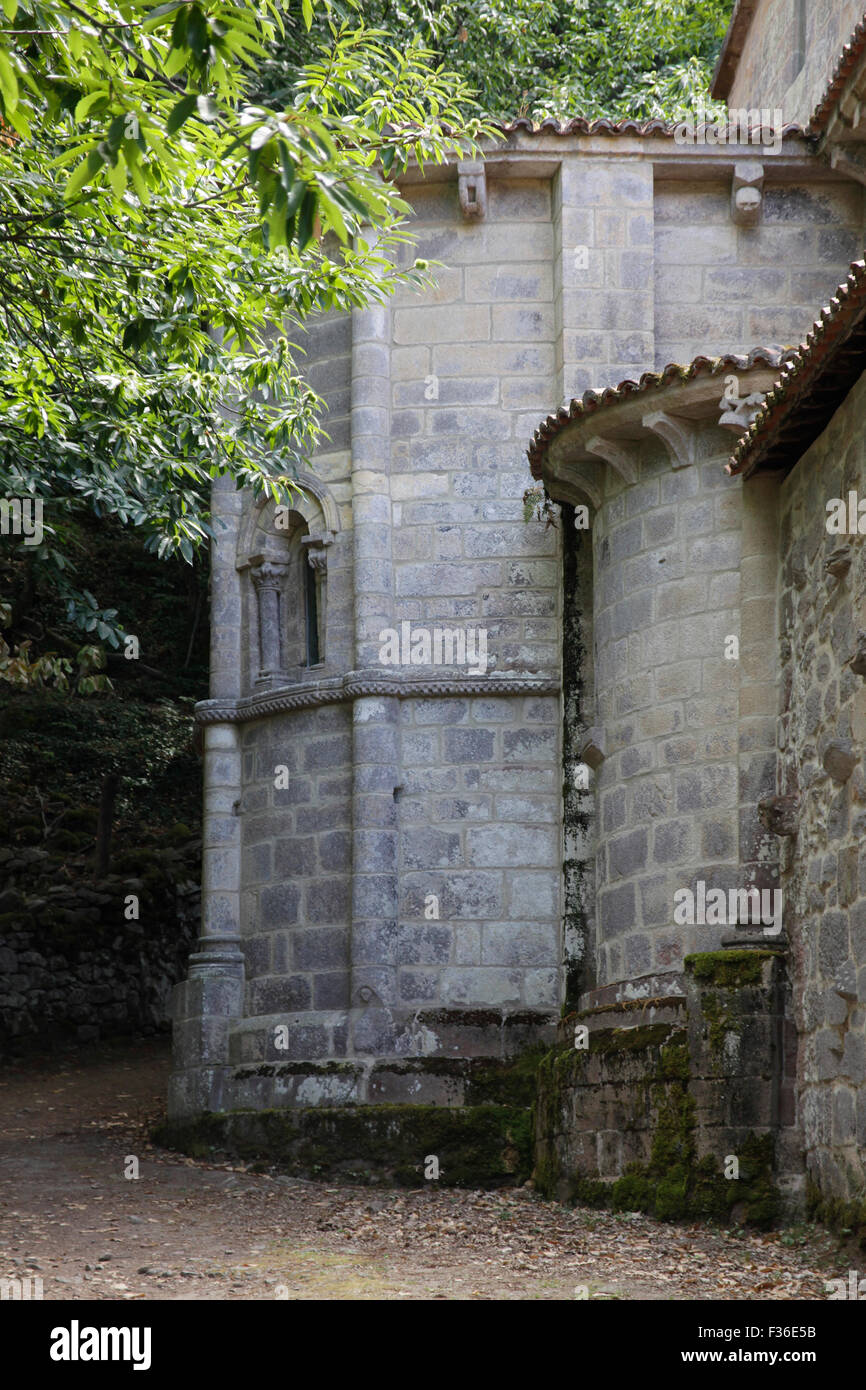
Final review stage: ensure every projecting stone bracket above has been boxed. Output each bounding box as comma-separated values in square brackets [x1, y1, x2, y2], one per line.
[731, 162, 764, 226]
[642, 411, 701, 469]
[457, 160, 486, 220]
[585, 435, 639, 486]
[757, 794, 800, 837]
[302, 533, 332, 572]
[577, 727, 606, 770]
[829, 145, 866, 187]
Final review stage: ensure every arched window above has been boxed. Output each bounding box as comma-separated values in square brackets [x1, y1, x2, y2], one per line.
[237, 481, 337, 692]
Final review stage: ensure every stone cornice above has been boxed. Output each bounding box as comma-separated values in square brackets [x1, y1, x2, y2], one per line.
[196, 671, 560, 724]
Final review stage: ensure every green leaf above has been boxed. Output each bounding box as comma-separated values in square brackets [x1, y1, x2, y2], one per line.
[142, 0, 186, 23]
[302, 0, 313, 31]
[285, 176, 305, 218]
[74, 90, 106, 123]
[1, 0, 17, 19]
[164, 45, 188, 79]
[108, 151, 127, 197]
[166, 93, 197, 134]
[0, 49, 19, 112]
[249, 124, 273, 151]
[296, 187, 316, 251]
[64, 154, 99, 200]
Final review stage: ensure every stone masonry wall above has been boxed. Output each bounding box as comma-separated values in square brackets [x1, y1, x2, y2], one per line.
[534, 948, 797, 1218]
[238, 704, 353, 1046]
[384, 175, 563, 1019]
[1, 846, 200, 1054]
[726, 0, 865, 126]
[592, 432, 744, 986]
[397, 692, 560, 1014]
[775, 366, 866, 1211]
[181, 171, 568, 1107]
[654, 178, 864, 368]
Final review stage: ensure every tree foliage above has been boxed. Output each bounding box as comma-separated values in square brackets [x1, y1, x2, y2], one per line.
[0, 0, 490, 657]
[0, 0, 730, 676]
[262, 0, 732, 122]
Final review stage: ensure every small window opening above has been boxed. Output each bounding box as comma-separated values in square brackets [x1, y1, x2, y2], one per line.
[304, 557, 321, 667]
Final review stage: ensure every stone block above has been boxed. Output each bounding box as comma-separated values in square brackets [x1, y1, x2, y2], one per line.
[481, 922, 558, 967]
[248, 974, 312, 1015]
[465, 824, 558, 868]
[260, 883, 301, 930]
[443, 728, 496, 763]
[292, 927, 349, 971]
[397, 923, 453, 965]
[307, 878, 352, 924]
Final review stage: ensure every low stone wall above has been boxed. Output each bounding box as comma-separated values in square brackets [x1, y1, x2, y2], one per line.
[156, 1103, 533, 1188]
[0, 844, 199, 1052]
[533, 949, 800, 1224]
[157, 1048, 541, 1186]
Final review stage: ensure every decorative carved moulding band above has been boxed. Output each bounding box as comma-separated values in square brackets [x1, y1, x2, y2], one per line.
[195, 672, 561, 724]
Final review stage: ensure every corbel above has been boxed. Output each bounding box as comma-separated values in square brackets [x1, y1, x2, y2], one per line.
[577, 727, 605, 770]
[457, 160, 486, 220]
[301, 533, 332, 573]
[641, 411, 700, 470]
[718, 388, 766, 433]
[731, 162, 764, 226]
[585, 435, 639, 486]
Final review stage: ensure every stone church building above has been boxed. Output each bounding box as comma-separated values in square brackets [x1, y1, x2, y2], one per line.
[167, 2, 866, 1225]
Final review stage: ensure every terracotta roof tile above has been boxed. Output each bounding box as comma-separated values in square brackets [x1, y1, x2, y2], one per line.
[527, 348, 793, 478]
[496, 115, 805, 139]
[808, 13, 866, 136]
[728, 259, 866, 478]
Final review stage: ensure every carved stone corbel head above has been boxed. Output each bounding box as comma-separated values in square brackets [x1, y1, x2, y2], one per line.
[301, 534, 332, 573]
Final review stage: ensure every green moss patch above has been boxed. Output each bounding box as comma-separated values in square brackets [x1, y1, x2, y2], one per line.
[685, 949, 783, 988]
[533, 1024, 780, 1227]
[806, 1179, 866, 1249]
[154, 1103, 534, 1188]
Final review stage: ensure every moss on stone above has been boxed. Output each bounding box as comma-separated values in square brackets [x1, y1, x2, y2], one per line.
[701, 992, 734, 1056]
[806, 1178, 866, 1249]
[560, 508, 592, 1012]
[532, 1023, 780, 1227]
[465, 1047, 547, 1107]
[154, 1103, 534, 1188]
[685, 949, 783, 988]
[587, 1022, 680, 1054]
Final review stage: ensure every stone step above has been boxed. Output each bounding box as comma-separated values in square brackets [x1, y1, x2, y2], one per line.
[558, 993, 686, 1046]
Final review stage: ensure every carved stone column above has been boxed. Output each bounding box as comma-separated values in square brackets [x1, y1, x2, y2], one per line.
[250, 558, 289, 680]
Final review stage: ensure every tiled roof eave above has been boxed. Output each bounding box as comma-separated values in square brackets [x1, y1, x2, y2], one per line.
[495, 116, 806, 141]
[808, 15, 866, 137]
[729, 259, 866, 479]
[527, 349, 794, 480]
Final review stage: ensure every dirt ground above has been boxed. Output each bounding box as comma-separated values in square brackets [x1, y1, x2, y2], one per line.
[0, 1037, 854, 1301]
